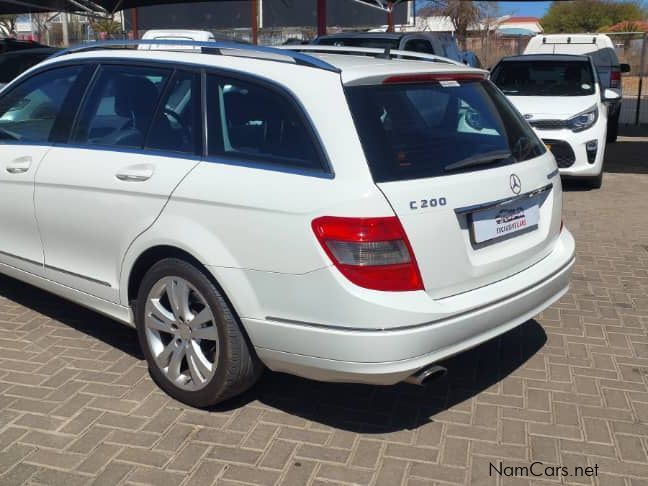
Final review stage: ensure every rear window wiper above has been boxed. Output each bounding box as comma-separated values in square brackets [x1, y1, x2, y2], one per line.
[443, 149, 513, 173]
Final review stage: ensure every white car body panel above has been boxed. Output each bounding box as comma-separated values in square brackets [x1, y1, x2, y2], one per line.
[35, 147, 199, 302]
[0, 46, 575, 388]
[0, 145, 50, 274]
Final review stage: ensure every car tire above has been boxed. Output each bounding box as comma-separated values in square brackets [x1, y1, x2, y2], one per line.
[606, 114, 619, 143]
[135, 258, 263, 408]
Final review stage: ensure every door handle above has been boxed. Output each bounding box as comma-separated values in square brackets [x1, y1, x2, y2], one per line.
[5, 156, 32, 174]
[116, 164, 154, 182]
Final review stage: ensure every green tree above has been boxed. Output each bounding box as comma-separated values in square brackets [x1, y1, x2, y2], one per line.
[542, 0, 646, 33]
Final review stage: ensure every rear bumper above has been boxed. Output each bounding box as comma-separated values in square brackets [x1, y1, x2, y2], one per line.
[243, 229, 575, 385]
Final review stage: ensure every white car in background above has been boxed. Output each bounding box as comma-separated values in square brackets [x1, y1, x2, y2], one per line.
[0, 41, 574, 407]
[491, 54, 620, 188]
[524, 34, 630, 142]
[139, 29, 217, 50]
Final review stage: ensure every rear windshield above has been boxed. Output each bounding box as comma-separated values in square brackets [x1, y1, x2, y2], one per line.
[491, 60, 596, 96]
[345, 79, 545, 183]
[317, 37, 400, 50]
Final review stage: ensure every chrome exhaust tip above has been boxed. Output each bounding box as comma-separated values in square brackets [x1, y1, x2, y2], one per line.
[404, 365, 447, 386]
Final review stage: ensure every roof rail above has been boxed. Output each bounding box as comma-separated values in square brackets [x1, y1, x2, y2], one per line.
[52, 39, 341, 73]
[276, 45, 464, 66]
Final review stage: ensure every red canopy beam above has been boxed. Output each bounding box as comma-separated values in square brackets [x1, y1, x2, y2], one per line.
[386, 0, 394, 32]
[130, 7, 138, 38]
[250, 0, 258, 44]
[317, 0, 327, 37]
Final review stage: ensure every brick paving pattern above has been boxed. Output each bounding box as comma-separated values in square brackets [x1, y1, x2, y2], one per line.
[1, 140, 647, 485]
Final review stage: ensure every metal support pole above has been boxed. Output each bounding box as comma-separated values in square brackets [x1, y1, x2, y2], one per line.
[386, 1, 394, 32]
[251, 0, 259, 45]
[635, 32, 647, 125]
[130, 8, 138, 39]
[317, 0, 327, 37]
[61, 12, 70, 46]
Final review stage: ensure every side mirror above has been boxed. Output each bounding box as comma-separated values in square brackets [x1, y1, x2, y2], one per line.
[621, 63, 631, 73]
[603, 89, 621, 101]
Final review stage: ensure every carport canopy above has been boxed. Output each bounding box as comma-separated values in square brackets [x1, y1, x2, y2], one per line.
[0, 0, 409, 15]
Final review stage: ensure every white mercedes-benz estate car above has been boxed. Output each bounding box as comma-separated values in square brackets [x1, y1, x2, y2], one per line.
[490, 54, 620, 188]
[0, 40, 575, 407]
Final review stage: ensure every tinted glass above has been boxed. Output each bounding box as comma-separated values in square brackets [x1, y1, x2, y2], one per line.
[0, 66, 81, 144]
[206, 74, 323, 171]
[73, 65, 170, 148]
[404, 39, 435, 54]
[317, 37, 400, 50]
[0, 52, 53, 83]
[491, 60, 596, 96]
[345, 79, 545, 183]
[146, 70, 200, 154]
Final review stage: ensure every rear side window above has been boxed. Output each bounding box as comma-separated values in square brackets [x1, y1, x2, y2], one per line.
[206, 74, 324, 172]
[73, 65, 171, 148]
[0, 66, 81, 144]
[345, 79, 545, 183]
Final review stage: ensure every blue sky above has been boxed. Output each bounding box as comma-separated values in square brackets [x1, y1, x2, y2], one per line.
[498, 1, 552, 17]
[416, 1, 552, 18]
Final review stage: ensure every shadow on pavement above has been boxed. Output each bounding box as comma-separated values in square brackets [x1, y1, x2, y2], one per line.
[0, 274, 546, 433]
[230, 319, 546, 432]
[603, 131, 648, 175]
[0, 274, 142, 359]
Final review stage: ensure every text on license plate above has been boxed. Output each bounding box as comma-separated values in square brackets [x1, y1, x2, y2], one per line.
[471, 197, 540, 244]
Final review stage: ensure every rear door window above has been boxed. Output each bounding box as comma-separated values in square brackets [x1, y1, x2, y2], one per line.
[345, 78, 545, 183]
[146, 70, 201, 155]
[206, 74, 325, 172]
[72, 65, 171, 148]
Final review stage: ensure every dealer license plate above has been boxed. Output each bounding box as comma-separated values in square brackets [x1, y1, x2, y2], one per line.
[471, 197, 540, 244]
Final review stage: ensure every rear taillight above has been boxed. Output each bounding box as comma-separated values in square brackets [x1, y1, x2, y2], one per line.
[611, 70, 621, 89]
[312, 216, 424, 292]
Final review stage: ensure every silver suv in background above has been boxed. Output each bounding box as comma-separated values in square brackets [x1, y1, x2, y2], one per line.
[312, 31, 463, 63]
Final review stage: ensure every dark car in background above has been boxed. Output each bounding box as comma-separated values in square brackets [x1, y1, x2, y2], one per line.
[0, 47, 60, 90]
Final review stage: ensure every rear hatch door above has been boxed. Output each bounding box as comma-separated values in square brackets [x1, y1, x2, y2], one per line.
[345, 73, 563, 298]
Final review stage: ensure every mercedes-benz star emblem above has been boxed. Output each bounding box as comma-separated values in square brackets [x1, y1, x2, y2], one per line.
[524, 114, 533, 120]
[510, 174, 522, 194]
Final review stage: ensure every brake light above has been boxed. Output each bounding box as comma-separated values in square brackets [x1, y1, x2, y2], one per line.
[383, 72, 485, 84]
[611, 70, 621, 89]
[312, 216, 423, 291]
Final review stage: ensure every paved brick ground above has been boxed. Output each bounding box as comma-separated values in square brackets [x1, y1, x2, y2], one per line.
[0, 141, 647, 485]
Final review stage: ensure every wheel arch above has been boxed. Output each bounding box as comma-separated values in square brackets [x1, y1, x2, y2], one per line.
[122, 242, 262, 328]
